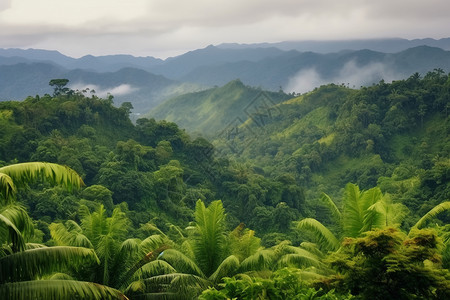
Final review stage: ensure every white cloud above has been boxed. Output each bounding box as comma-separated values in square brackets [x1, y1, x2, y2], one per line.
[69, 83, 138, 98]
[107, 84, 138, 96]
[0, 0, 449, 58]
[285, 68, 325, 94]
[0, 0, 12, 11]
[337, 60, 398, 87]
[286, 60, 400, 93]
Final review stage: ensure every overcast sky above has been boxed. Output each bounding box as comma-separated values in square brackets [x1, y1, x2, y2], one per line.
[0, 0, 449, 58]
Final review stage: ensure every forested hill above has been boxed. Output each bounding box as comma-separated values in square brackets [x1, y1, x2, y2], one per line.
[149, 79, 291, 136]
[213, 70, 450, 223]
[1, 70, 447, 235]
[1, 71, 450, 299]
[0, 90, 307, 241]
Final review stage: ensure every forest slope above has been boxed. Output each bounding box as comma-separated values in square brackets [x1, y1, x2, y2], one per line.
[149, 79, 291, 136]
[212, 70, 449, 226]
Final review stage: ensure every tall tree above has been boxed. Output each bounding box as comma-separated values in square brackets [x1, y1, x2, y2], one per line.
[49, 79, 70, 96]
[50, 204, 169, 292]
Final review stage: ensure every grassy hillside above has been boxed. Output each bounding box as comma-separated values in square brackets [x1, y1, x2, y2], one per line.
[148, 79, 291, 136]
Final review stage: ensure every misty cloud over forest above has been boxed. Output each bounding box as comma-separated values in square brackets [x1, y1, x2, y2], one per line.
[286, 60, 400, 93]
[69, 83, 138, 98]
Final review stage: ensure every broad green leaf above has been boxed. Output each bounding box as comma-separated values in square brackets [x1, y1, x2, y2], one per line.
[412, 201, 450, 230]
[158, 249, 205, 277]
[343, 183, 364, 238]
[319, 192, 341, 221]
[0, 280, 127, 300]
[0, 213, 25, 252]
[239, 249, 275, 272]
[208, 255, 240, 284]
[296, 218, 340, 251]
[0, 162, 84, 202]
[0, 246, 99, 283]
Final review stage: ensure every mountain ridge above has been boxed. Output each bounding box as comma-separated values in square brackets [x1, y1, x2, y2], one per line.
[1, 39, 450, 115]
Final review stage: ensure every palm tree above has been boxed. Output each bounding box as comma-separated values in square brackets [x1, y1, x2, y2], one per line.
[0, 162, 84, 203]
[0, 162, 127, 299]
[1, 162, 84, 252]
[50, 204, 169, 293]
[297, 183, 450, 254]
[129, 200, 325, 299]
[0, 244, 127, 299]
[123, 200, 242, 298]
[296, 183, 407, 252]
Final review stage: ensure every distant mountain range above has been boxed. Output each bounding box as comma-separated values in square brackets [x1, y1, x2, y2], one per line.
[1, 38, 449, 114]
[217, 37, 450, 53]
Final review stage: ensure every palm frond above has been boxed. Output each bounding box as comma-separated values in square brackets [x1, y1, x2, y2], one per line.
[97, 234, 116, 285]
[139, 235, 165, 255]
[319, 192, 342, 221]
[107, 207, 130, 241]
[179, 240, 194, 259]
[0, 213, 25, 252]
[1, 204, 34, 240]
[108, 239, 142, 288]
[342, 183, 364, 238]
[0, 246, 99, 283]
[208, 255, 240, 284]
[49, 222, 93, 249]
[360, 187, 384, 233]
[0, 162, 84, 196]
[229, 227, 261, 261]
[113, 246, 168, 290]
[296, 218, 340, 251]
[299, 242, 325, 258]
[0, 280, 127, 300]
[138, 260, 177, 279]
[193, 200, 227, 277]
[25, 243, 48, 250]
[158, 249, 204, 277]
[412, 201, 450, 230]
[364, 203, 387, 233]
[47, 273, 74, 280]
[139, 273, 209, 298]
[0, 173, 16, 203]
[239, 249, 275, 272]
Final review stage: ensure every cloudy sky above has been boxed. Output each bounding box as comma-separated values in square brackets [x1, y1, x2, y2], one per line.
[0, 0, 449, 58]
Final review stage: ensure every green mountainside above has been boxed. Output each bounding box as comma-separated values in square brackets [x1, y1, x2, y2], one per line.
[146, 69, 449, 229]
[212, 71, 449, 222]
[149, 79, 291, 136]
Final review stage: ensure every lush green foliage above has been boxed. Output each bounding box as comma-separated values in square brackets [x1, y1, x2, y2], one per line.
[212, 70, 450, 229]
[199, 268, 352, 300]
[0, 162, 126, 299]
[0, 72, 449, 299]
[324, 227, 450, 299]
